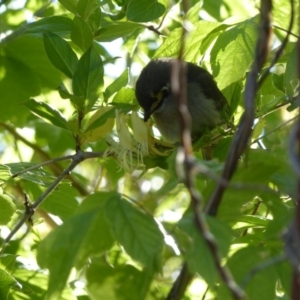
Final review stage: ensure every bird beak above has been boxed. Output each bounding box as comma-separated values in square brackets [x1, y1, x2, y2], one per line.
[144, 91, 165, 122]
[144, 101, 160, 122]
[144, 109, 152, 122]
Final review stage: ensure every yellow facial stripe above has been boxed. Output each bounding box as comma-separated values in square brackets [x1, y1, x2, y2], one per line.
[150, 89, 165, 112]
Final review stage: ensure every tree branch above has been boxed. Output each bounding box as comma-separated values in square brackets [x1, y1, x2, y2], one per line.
[287, 16, 300, 297]
[11, 155, 75, 178]
[205, 0, 273, 216]
[167, 0, 246, 299]
[258, 0, 295, 87]
[0, 150, 104, 254]
[0, 122, 88, 195]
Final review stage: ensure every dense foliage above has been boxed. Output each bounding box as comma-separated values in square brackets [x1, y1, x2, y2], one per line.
[0, 0, 299, 299]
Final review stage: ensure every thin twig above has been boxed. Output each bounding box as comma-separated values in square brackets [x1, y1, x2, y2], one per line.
[145, 8, 169, 36]
[194, 161, 280, 196]
[256, 95, 298, 120]
[258, 0, 295, 87]
[273, 24, 298, 38]
[0, 150, 104, 254]
[166, 1, 194, 297]
[201, 285, 209, 300]
[146, 25, 165, 36]
[11, 155, 75, 178]
[0, 122, 88, 195]
[252, 115, 298, 145]
[242, 199, 262, 236]
[156, 9, 169, 31]
[240, 255, 286, 287]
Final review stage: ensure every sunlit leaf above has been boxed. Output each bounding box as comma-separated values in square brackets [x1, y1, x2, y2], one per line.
[58, 0, 77, 14]
[127, 0, 166, 22]
[7, 162, 58, 187]
[43, 32, 78, 78]
[37, 192, 115, 300]
[76, 0, 99, 20]
[105, 196, 164, 269]
[0, 164, 11, 183]
[0, 269, 19, 300]
[103, 68, 129, 102]
[72, 45, 104, 110]
[0, 254, 17, 273]
[211, 17, 258, 89]
[71, 16, 94, 51]
[112, 87, 135, 104]
[23, 99, 69, 130]
[0, 194, 16, 225]
[24, 16, 73, 38]
[95, 22, 144, 42]
[178, 212, 232, 285]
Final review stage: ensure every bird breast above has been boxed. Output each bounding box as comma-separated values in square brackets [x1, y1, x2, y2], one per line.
[152, 82, 221, 143]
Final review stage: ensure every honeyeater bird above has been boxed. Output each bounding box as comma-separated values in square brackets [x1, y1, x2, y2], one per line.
[135, 58, 228, 144]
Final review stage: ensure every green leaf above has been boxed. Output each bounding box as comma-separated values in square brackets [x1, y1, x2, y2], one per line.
[23, 99, 69, 130]
[212, 149, 282, 222]
[71, 16, 94, 51]
[222, 81, 243, 117]
[276, 261, 292, 297]
[213, 137, 233, 161]
[84, 106, 115, 132]
[1, 36, 62, 125]
[72, 192, 116, 267]
[95, 22, 144, 42]
[186, 1, 203, 23]
[237, 215, 269, 227]
[86, 258, 153, 300]
[178, 212, 232, 285]
[105, 196, 164, 269]
[7, 162, 57, 187]
[87, 7, 102, 32]
[110, 102, 137, 113]
[12, 268, 76, 300]
[0, 194, 16, 225]
[72, 45, 104, 110]
[0, 164, 12, 183]
[112, 87, 135, 104]
[39, 184, 80, 220]
[284, 43, 299, 96]
[0, 253, 18, 273]
[216, 246, 277, 300]
[0, 268, 18, 300]
[58, 0, 77, 14]
[57, 83, 74, 99]
[43, 32, 78, 78]
[154, 21, 223, 62]
[76, 0, 99, 20]
[127, 0, 166, 22]
[24, 16, 73, 38]
[34, 122, 75, 156]
[0, 255, 17, 273]
[211, 18, 258, 90]
[37, 192, 115, 300]
[103, 68, 129, 101]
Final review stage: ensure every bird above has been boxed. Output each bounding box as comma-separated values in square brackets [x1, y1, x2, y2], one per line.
[135, 58, 229, 144]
